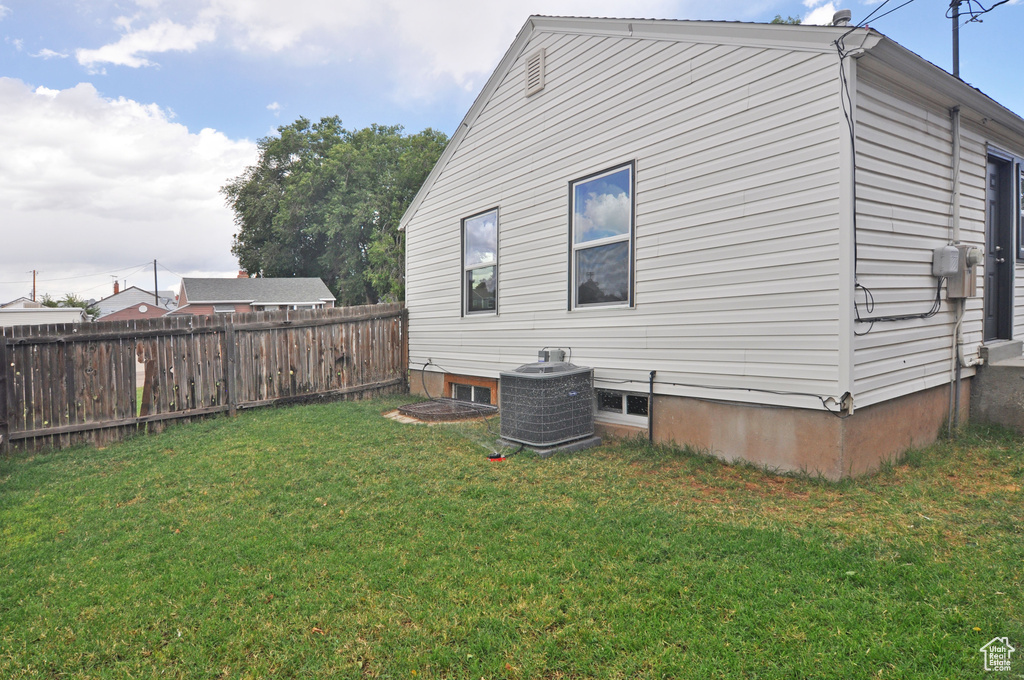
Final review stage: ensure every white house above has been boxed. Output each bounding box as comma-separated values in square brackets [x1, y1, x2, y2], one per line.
[0, 306, 87, 328]
[400, 15, 1024, 477]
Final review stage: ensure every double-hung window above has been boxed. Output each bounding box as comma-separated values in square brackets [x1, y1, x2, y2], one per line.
[462, 208, 498, 315]
[570, 162, 634, 308]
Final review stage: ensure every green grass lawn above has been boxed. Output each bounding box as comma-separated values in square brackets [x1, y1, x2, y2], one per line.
[0, 397, 1021, 679]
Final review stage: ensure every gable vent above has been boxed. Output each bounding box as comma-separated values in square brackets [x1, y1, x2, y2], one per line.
[525, 48, 546, 97]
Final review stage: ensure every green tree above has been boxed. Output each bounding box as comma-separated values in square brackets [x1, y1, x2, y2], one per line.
[40, 293, 100, 320]
[770, 14, 802, 24]
[222, 117, 447, 305]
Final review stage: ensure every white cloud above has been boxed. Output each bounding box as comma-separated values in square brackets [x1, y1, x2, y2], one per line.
[266, 101, 281, 115]
[76, 0, 690, 100]
[804, 2, 839, 25]
[576, 191, 630, 242]
[0, 5, 9, 20]
[76, 19, 216, 69]
[0, 78, 256, 302]
[32, 48, 69, 59]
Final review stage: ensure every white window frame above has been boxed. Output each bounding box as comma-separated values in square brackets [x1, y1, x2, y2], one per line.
[462, 208, 499, 316]
[451, 383, 492, 405]
[594, 388, 649, 426]
[569, 162, 635, 310]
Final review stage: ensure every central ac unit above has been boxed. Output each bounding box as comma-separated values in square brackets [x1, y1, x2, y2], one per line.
[499, 360, 594, 447]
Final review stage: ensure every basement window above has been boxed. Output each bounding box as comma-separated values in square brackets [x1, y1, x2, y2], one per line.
[452, 383, 492, 405]
[595, 389, 649, 424]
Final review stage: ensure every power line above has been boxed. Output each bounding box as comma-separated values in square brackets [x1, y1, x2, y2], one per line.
[157, 262, 186, 278]
[861, 0, 919, 27]
[948, 0, 1013, 23]
[0, 262, 153, 285]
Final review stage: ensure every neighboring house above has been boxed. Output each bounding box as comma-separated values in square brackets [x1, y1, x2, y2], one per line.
[400, 15, 1024, 478]
[95, 284, 177, 319]
[0, 297, 39, 309]
[0, 307, 87, 328]
[100, 302, 172, 322]
[170, 275, 336, 315]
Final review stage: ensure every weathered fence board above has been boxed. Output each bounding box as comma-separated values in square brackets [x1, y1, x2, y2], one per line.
[0, 304, 407, 454]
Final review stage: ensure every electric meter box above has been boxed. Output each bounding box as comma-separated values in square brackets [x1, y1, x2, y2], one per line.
[932, 245, 960, 277]
[947, 244, 979, 299]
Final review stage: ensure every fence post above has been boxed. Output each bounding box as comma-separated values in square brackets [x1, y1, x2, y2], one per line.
[401, 306, 409, 390]
[224, 318, 238, 417]
[0, 334, 9, 454]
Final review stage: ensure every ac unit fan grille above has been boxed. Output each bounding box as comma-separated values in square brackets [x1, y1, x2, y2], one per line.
[499, 365, 593, 447]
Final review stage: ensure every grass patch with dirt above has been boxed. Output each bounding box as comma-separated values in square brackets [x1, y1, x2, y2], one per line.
[0, 397, 1020, 678]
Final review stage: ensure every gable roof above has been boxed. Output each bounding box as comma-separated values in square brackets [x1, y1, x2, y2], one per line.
[180, 277, 335, 305]
[0, 297, 40, 309]
[399, 15, 1024, 231]
[96, 285, 177, 318]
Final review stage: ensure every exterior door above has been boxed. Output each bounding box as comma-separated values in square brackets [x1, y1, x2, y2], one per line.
[984, 156, 1014, 341]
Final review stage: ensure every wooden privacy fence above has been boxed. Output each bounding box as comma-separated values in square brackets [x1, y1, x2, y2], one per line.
[0, 304, 408, 454]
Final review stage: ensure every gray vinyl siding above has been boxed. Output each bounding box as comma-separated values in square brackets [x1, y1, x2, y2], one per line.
[406, 31, 845, 408]
[851, 69, 984, 407]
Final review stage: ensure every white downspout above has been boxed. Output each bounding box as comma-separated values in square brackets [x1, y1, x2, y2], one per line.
[949, 106, 964, 431]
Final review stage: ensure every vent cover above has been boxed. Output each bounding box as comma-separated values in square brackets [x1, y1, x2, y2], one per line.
[525, 48, 546, 96]
[499, 361, 594, 447]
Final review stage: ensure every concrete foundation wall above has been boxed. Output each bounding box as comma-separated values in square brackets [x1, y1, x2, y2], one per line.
[653, 381, 968, 478]
[595, 421, 647, 441]
[410, 369, 446, 401]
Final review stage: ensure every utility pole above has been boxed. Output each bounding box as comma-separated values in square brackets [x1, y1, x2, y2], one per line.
[153, 259, 159, 305]
[31, 270, 36, 302]
[951, 1, 961, 78]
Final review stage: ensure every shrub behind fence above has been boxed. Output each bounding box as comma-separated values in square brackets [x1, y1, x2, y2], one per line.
[0, 304, 407, 453]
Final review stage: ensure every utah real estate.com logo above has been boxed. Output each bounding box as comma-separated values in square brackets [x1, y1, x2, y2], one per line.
[980, 637, 1015, 672]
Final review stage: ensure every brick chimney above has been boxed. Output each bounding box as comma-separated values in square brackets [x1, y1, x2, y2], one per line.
[237, 270, 249, 278]
[114, 281, 120, 294]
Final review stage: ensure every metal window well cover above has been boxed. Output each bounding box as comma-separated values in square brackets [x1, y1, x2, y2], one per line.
[397, 399, 497, 422]
[499, 362, 594, 447]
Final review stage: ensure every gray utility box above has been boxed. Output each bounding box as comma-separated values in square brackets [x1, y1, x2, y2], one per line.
[499, 362, 594, 447]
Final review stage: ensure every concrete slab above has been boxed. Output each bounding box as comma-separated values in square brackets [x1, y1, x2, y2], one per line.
[980, 340, 1023, 365]
[497, 435, 602, 458]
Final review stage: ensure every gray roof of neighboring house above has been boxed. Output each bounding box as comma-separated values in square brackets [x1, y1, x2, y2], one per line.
[96, 286, 178, 318]
[181, 278, 335, 305]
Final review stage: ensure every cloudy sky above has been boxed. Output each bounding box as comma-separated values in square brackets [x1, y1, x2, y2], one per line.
[1, 0, 1022, 305]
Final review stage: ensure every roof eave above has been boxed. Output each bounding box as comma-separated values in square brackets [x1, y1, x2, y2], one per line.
[861, 36, 1024, 139]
